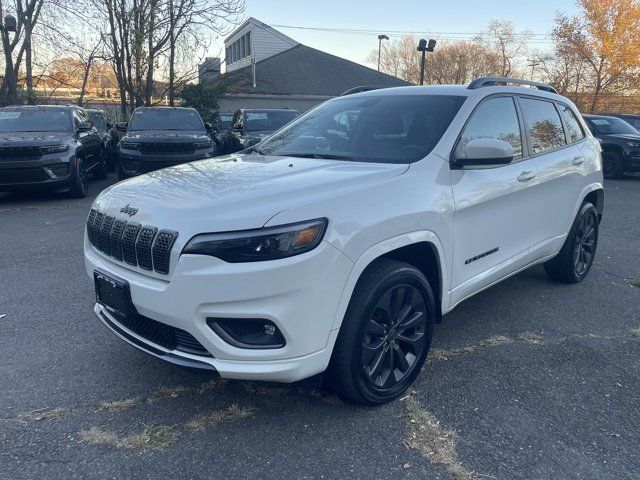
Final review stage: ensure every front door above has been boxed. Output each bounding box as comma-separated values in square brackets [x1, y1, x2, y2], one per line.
[449, 95, 541, 307]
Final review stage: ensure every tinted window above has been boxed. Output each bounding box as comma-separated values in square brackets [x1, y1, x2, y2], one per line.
[586, 116, 639, 135]
[217, 113, 233, 130]
[89, 112, 106, 129]
[257, 95, 466, 164]
[129, 109, 204, 131]
[558, 105, 584, 143]
[454, 96, 523, 160]
[243, 110, 299, 132]
[520, 98, 566, 154]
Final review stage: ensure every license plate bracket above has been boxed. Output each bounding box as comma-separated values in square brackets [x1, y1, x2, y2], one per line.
[94, 269, 134, 320]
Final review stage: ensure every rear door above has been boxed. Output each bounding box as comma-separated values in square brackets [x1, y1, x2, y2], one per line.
[518, 97, 586, 256]
[450, 95, 541, 305]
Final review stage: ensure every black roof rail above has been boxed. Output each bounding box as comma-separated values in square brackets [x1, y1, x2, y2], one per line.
[340, 85, 387, 96]
[468, 77, 557, 94]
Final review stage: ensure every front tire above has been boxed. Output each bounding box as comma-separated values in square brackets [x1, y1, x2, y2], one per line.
[117, 159, 130, 181]
[602, 152, 624, 179]
[326, 259, 435, 405]
[67, 157, 89, 198]
[544, 202, 599, 283]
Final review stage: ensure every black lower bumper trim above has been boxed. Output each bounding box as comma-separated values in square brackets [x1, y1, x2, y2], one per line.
[98, 309, 217, 372]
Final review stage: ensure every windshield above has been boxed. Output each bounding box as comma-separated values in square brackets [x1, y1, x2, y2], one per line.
[0, 109, 73, 133]
[588, 117, 639, 135]
[244, 110, 299, 132]
[218, 113, 233, 130]
[255, 95, 466, 163]
[128, 109, 204, 131]
[89, 112, 106, 129]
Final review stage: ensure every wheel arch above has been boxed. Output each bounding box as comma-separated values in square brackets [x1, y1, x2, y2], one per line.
[583, 187, 604, 222]
[330, 232, 448, 331]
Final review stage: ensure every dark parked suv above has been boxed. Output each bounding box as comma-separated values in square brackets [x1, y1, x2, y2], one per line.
[116, 107, 217, 179]
[221, 108, 299, 154]
[583, 114, 640, 178]
[0, 105, 105, 197]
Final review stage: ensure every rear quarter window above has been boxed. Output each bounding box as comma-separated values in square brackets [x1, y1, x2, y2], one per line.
[519, 98, 566, 154]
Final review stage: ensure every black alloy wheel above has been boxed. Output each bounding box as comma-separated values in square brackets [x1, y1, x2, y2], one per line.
[573, 207, 597, 276]
[363, 284, 427, 390]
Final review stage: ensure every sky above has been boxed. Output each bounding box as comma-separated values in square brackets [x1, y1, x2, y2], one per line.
[211, 0, 581, 67]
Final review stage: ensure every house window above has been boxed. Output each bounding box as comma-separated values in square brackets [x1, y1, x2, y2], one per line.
[246, 32, 251, 56]
[241, 36, 246, 58]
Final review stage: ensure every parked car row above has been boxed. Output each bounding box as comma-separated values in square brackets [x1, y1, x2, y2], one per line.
[0, 104, 300, 197]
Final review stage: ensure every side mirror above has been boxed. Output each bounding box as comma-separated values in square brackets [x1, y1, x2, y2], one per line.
[77, 122, 92, 133]
[455, 138, 514, 167]
[233, 122, 242, 130]
[116, 122, 128, 132]
[204, 122, 215, 132]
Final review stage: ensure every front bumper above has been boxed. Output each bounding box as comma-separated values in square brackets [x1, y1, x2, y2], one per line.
[0, 156, 74, 191]
[85, 239, 353, 382]
[118, 149, 216, 175]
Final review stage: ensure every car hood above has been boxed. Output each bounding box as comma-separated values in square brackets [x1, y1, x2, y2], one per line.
[93, 154, 408, 237]
[0, 131, 72, 145]
[123, 130, 209, 142]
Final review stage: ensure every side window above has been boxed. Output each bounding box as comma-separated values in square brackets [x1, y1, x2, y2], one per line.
[519, 98, 566, 154]
[454, 96, 523, 160]
[557, 104, 584, 143]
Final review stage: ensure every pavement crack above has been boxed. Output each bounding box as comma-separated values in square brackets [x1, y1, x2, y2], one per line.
[403, 396, 478, 479]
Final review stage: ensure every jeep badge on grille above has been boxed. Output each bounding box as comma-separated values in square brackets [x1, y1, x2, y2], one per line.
[120, 204, 138, 217]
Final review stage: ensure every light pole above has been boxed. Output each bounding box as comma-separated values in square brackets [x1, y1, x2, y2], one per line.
[1, 15, 18, 104]
[417, 38, 436, 85]
[377, 34, 389, 71]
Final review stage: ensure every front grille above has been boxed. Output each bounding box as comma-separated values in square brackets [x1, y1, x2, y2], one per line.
[139, 142, 195, 155]
[0, 168, 49, 184]
[0, 146, 42, 160]
[87, 209, 177, 275]
[115, 311, 211, 356]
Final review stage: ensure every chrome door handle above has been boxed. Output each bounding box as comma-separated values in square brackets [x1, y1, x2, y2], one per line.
[572, 156, 584, 166]
[517, 171, 536, 182]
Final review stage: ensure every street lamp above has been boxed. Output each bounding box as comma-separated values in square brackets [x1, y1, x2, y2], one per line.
[377, 34, 389, 71]
[417, 38, 436, 85]
[1, 15, 18, 104]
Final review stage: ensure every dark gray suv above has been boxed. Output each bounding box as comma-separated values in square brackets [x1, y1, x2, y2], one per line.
[0, 105, 104, 198]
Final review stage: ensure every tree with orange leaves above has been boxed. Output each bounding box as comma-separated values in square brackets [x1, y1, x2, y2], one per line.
[553, 0, 640, 112]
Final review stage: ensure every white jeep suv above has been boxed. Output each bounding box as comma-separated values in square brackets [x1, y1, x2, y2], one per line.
[84, 78, 603, 404]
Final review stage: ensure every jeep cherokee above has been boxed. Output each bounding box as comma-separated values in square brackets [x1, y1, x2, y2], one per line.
[85, 77, 603, 404]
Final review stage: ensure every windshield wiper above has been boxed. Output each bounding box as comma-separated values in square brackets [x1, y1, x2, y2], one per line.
[281, 152, 355, 161]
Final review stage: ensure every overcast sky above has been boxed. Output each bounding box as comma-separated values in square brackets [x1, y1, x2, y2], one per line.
[212, 0, 580, 67]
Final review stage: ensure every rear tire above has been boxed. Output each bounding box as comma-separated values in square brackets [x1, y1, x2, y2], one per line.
[325, 259, 435, 405]
[544, 202, 598, 283]
[67, 157, 89, 198]
[602, 152, 624, 179]
[93, 150, 108, 180]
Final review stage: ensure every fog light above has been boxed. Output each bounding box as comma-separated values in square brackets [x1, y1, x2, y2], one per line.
[207, 318, 286, 349]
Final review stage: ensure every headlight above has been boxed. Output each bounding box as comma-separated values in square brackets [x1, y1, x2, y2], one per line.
[120, 141, 141, 150]
[40, 144, 68, 154]
[183, 218, 328, 262]
[626, 141, 640, 148]
[194, 140, 213, 149]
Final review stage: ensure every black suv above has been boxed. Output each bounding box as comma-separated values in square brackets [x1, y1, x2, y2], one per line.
[583, 114, 640, 178]
[86, 109, 119, 172]
[116, 107, 217, 179]
[0, 105, 104, 197]
[221, 108, 299, 154]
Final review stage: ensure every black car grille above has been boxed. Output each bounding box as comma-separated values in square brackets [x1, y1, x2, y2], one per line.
[0, 146, 42, 160]
[0, 168, 49, 184]
[115, 311, 211, 357]
[87, 209, 178, 275]
[139, 142, 195, 155]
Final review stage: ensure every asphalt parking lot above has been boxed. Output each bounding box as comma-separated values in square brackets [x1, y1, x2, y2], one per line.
[1, 175, 639, 480]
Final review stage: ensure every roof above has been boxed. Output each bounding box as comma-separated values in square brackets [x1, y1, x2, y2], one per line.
[225, 17, 298, 47]
[227, 44, 410, 96]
